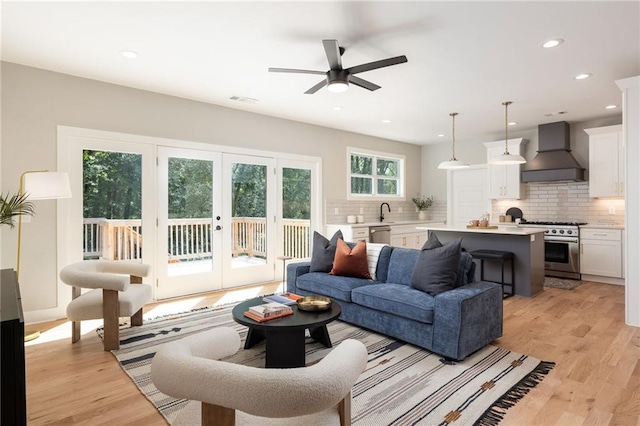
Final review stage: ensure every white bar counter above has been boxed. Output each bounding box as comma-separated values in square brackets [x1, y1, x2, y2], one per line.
[417, 224, 546, 297]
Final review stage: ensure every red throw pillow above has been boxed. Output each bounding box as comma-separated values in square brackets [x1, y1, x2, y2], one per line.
[330, 239, 372, 279]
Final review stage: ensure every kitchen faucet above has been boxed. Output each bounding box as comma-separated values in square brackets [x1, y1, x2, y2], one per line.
[380, 202, 391, 222]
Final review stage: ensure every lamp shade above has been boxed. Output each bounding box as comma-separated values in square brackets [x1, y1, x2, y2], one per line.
[23, 172, 72, 200]
[438, 159, 470, 169]
[489, 153, 527, 165]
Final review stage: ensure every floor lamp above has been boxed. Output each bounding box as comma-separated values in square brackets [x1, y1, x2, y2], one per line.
[17, 171, 72, 342]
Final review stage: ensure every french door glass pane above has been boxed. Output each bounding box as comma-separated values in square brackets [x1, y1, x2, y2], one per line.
[231, 163, 267, 267]
[82, 150, 142, 261]
[282, 167, 311, 259]
[167, 158, 214, 276]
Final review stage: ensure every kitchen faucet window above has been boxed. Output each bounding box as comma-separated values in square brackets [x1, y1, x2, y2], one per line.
[348, 148, 405, 199]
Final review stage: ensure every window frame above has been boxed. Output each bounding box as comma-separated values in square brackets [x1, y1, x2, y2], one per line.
[347, 147, 406, 201]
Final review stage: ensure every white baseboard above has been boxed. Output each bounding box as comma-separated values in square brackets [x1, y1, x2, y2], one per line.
[581, 274, 625, 286]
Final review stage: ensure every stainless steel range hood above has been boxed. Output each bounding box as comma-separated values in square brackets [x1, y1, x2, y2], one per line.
[521, 121, 585, 182]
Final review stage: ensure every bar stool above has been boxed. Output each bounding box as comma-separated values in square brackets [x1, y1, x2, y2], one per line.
[470, 249, 515, 298]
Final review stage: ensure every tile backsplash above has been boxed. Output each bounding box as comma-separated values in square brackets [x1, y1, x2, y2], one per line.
[325, 198, 447, 224]
[326, 182, 624, 226]
[491, 181, 625, 225]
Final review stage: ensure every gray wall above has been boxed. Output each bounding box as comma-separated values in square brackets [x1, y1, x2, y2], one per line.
[1, 62, 422, 312]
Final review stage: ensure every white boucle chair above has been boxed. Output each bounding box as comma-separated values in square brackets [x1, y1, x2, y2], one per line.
[59, 260, 151, 351]
[151, 327, 368, 426]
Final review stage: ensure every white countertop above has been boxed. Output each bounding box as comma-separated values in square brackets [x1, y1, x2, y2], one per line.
[581, 224, 625, 229]
[327, 220, 443, 228]
[416, 224, 546, 236]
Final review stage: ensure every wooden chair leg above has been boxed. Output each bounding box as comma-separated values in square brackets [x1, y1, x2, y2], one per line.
[202, 402, 235, 426]
[102, 289, 120, 351]
[71, 321, 81, 343]
[131, 309, 143, 326]
[71, 286, 82, 344]
[129, 274, 144, 326]
[338, 391, 352, 426]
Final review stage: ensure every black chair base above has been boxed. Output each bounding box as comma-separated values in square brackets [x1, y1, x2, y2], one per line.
[470, 249, 515, 298]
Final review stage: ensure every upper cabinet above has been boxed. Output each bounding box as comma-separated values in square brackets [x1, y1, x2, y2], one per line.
[483, 138, 527, 199]
[584, 125, 624, 198]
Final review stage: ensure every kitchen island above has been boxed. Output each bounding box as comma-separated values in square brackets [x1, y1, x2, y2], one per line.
[417, 224, 546, 297]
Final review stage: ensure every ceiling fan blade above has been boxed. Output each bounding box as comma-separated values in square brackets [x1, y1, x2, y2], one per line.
[322, 39, 343, 70]
[346, 55, 408, 75]
[348, 75, 381, 91]
[268, 67, 326, 75]
[305, 79, 328, 94]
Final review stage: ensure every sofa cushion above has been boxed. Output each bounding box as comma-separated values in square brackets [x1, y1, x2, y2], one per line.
[457, 251, 474, 287]
[331, 239, 371, 279]
[422, 232, 443, 250]
[351, 284, 435, 324]
[297, 272, 375, 302]
[411, 238, 462, 296]
[385, 248, 420, 285]
[309, 230, 343, 273]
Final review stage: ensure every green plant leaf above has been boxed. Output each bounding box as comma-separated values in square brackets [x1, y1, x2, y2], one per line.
[0, 192, 35, 228]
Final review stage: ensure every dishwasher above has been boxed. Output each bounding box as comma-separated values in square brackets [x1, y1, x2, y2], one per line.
[369, 225, 391, 244]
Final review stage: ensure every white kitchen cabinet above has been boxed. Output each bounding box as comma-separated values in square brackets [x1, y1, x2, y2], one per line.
[580, 228, 623, 281]
[325, 224, 369, 243]
[390, 224, 424, 249]
[483, 138, 527, 199]
[584, 125, 624, 198]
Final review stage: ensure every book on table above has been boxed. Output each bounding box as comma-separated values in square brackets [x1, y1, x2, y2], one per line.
[244, 309, 294, 322]
[249, 302, 292, 318]
[262, 293, 302, 305]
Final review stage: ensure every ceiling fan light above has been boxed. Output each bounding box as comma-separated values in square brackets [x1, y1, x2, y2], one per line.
[327, 81, 349, 93]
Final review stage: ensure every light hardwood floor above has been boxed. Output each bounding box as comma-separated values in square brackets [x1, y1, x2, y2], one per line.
[24, 280, 639, 425]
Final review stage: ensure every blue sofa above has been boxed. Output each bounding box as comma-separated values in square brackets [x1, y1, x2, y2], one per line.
[287, 246, 503, 360]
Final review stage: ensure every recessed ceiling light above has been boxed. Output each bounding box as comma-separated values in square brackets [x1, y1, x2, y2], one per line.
[333, 106, 343, 111]
[437, 134, 445, 137]
[381, 119, 392, 124]
[542, 39, 564, 48]
[508, 122, 517, 126]
[544, 111, 568, 117]
[574, 73, 592, 80]
[120, 50, 139, 59]
[605, 104, 617, 110]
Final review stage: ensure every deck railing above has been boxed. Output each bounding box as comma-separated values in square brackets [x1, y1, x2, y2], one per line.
[83, 217, 311, 261]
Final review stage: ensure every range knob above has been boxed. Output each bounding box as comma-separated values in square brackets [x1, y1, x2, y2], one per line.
[551, 229, 557, 234]
[567, 230, 573, 235]
[559, 230, 565, 234]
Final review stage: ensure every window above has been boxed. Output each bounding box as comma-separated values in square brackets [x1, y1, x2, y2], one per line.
[348, 148, 405, 199]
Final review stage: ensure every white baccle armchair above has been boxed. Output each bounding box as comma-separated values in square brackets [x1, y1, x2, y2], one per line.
[151, 327, 368, 426]
[59, 260, 151, 351]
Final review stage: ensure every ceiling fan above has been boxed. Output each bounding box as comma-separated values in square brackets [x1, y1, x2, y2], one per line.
[268, 39, 408, 94]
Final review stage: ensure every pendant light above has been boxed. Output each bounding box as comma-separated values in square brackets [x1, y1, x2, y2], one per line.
[438, 112, 469, 169]
[489, 101, 526, 165]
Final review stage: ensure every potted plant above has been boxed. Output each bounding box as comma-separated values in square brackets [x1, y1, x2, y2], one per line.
[1, 193, 35, 228]
[411, 195, 434, 220]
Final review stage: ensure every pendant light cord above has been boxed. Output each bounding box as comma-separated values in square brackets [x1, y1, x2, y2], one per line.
[450, 112, 458, 160]
[502, 101, 512, 155]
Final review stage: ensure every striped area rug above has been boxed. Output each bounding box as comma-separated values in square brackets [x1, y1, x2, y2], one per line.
[103, 304, 554, 425]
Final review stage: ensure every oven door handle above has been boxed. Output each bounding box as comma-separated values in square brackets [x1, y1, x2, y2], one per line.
[545, 237, 579, 243]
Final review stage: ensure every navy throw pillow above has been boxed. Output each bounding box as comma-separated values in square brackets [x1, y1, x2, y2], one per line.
[309, 230, 343, 272]
[410, 238, 462, 296]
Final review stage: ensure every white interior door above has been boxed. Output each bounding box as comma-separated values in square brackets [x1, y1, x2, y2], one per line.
[447, 165, 491, 226]
[156, 147, 222, 299]
[222, 154, 276, 288]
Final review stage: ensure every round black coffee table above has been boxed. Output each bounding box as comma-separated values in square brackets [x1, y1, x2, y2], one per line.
[232, 296, 341, 368]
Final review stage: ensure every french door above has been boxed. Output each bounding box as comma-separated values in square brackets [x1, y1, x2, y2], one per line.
[156, 147, 223, 299]
[222, 154, 276, 288]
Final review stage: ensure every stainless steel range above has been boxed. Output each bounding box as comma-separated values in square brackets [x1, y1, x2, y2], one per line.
[519, 221, 587, 280]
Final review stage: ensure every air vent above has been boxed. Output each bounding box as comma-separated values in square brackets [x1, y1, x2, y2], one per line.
[229, 95, 258, 104]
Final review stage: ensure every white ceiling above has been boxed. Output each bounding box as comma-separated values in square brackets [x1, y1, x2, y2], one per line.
[2, 1, 638, 146]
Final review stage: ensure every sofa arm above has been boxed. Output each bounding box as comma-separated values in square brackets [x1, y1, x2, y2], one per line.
[286, 262, 311, 294]
[432, 281, 503, 360]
